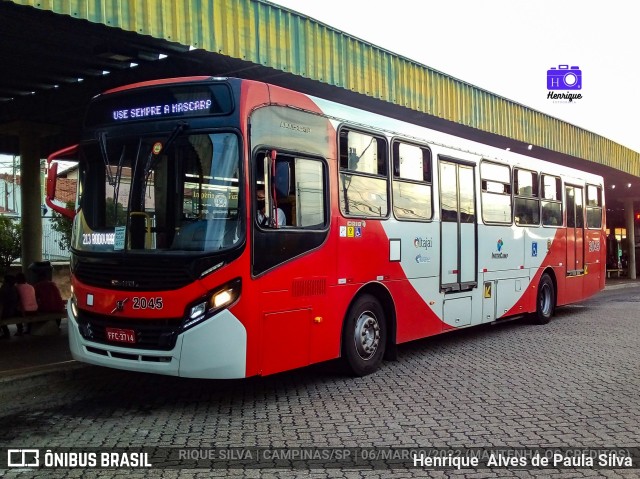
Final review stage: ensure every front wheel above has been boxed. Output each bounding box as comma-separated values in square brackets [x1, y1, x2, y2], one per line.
[533, 273, 555, 324]
[341, 294, 386, 376]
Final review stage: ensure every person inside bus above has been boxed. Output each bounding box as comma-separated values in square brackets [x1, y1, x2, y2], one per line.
[257, 187, 286, 227]
[205, 204, 216, 220]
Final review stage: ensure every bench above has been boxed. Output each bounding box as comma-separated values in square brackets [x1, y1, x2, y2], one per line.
[0, 312, 65, 327]
[0, 308, 66, 336]
[606, 269, 627, 278]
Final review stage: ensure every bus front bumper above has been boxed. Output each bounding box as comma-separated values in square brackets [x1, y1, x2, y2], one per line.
[67, 303, 247, 379]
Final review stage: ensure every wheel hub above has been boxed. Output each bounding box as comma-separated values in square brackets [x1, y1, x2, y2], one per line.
[354, 311, 380, 360]
[539, 283, 551, 315]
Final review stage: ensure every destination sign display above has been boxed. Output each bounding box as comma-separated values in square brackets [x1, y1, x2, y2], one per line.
[85, 83, 234, 127]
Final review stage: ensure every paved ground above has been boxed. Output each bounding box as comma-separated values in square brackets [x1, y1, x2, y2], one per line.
[0, 281, 639, 478]
[0, 321, 72, 377]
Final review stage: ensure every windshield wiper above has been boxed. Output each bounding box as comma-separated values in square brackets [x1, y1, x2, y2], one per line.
[139, 121, 188, 205]
[97, 130, 116, 186]
[97, 130, 127, 220]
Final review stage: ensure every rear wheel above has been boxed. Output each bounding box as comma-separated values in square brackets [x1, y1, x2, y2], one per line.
[533, 273, 555, 324]
[342, 294, 386, 376]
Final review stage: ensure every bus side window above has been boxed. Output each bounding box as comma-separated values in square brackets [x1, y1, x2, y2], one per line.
[586, 184, 603, 229]
[481, 161, 512, 224]
[391, 141, 433, 221]
[255, 152, 326, 230]
[541, 174, 562, 226]
[514, 168, 540, 226]
[339, 129, 388, 218]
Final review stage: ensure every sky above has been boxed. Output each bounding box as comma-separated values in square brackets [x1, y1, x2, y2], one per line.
[268, 0, 640, 154]
[2, 0, 637, 173]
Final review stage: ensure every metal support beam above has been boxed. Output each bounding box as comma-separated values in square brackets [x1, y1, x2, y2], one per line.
[3, 120, 59, 275]
[624, 199, 636, 279]
[19, 128, 43, 273]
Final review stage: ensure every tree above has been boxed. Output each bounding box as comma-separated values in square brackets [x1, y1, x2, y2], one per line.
[0, 215, 21, 274]
[106, 198, 127, 226]
[50, 201, 75, 251]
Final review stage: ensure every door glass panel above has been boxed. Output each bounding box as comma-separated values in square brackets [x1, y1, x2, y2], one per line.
[440, 160, 476, 292]
[566, 187, 576, 228]
[458, 166, 475, 223]
[440, 162, 458, 222]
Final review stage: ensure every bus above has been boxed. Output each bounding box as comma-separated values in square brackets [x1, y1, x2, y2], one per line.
[46, 76, 606, 379]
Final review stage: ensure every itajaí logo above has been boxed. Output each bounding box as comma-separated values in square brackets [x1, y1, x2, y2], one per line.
[492, 239, 509, 259]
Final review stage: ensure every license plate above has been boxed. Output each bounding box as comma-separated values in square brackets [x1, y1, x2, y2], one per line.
[105, 327, 136, 344]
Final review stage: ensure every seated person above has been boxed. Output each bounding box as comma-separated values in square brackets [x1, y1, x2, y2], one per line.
[257, 187, 286, 227]
[15, 272, 38, 335]
[34, 271, 65, 313]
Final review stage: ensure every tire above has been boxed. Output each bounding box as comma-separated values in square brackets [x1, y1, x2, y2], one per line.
[533, 273, 555, 324]
[341, 294, 386, 376]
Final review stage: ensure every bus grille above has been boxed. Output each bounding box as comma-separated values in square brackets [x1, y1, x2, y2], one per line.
[73, 259, 193, 291]
[76, 312, 183, 351]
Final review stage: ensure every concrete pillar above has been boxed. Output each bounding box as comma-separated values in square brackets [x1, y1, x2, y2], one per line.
[19, 129, 43, 274]
[624, 199, 636, 279]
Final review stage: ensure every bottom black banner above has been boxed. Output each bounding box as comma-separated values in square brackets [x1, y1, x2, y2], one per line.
[2, 447, 639, 470]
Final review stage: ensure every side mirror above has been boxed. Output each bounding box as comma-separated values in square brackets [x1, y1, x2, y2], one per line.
[46, 144, 78, 219]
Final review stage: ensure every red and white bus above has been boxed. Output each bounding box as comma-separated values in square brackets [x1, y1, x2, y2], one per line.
[46, 76, 606, 378]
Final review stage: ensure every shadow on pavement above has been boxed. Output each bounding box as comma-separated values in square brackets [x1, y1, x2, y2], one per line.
[0, 320, 73, 378]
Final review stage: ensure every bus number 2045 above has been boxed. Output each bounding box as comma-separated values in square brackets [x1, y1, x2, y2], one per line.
[132, 297, 163, 309]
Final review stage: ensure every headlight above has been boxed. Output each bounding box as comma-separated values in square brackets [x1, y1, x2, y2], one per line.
[70, 293, 78, 318]
[183, 301, 208, 329]
[208, 278, 241, 311]
[189, 302, 207, 319]
[182, 278, 242, 331]
[212, 290, 233, 308]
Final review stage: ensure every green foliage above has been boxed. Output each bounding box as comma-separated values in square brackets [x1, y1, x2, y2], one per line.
[106, 198, 127, 226]
[0, 216, 21, 274]
[50, 201, 75, 250]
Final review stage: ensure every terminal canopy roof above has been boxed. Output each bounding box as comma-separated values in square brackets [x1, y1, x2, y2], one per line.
[1, 0, 639, 203]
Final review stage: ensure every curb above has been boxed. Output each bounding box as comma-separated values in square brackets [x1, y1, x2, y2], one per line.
[0, 361, 88, 388]
[604, 281, 640, 291]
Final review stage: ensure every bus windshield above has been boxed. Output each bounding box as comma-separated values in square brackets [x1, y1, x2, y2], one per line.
[73, 131, 242, 255]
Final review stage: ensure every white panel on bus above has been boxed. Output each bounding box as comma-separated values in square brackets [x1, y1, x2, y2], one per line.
[443, 296, 472, 327]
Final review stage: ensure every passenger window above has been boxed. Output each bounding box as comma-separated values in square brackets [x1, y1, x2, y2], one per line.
[481, 161, 511, 224]
[339, 129, 388, 218]
[391, 142, 432, 221]
[586, 184, 602, 229]
[541, 174, 562, 226]
[514, 169, 540, 226]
